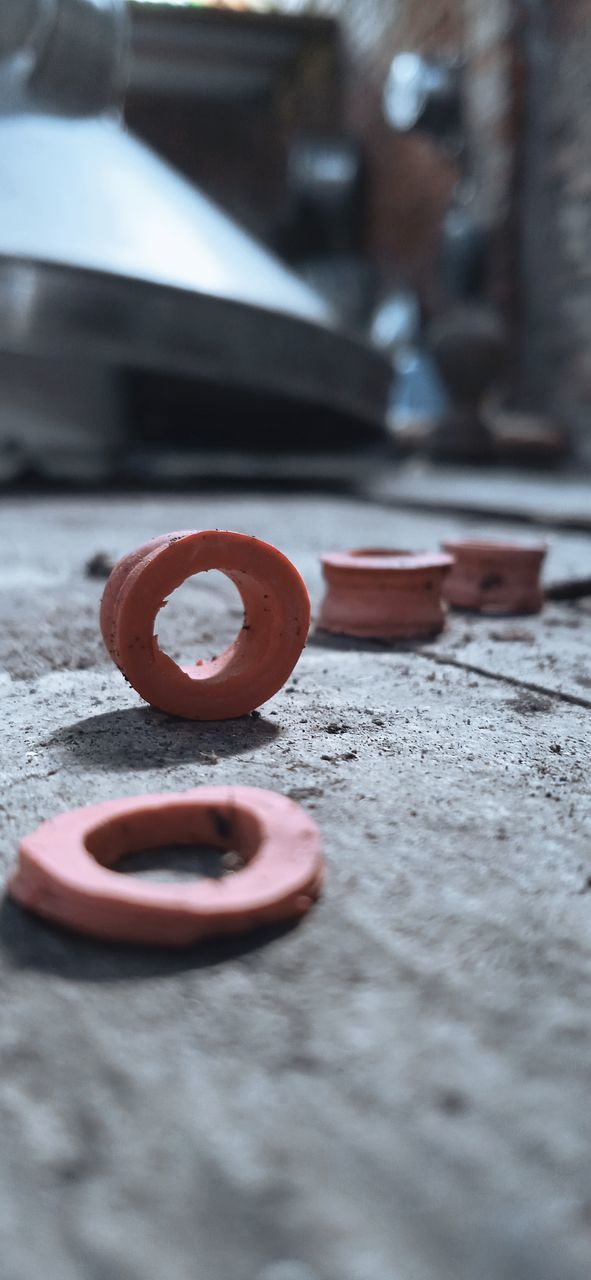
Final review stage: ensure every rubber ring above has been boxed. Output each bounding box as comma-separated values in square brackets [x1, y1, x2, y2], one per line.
[9, 787, 324, 946]
[318, 547, 454, 640]
[441, 538, 547, 614]
[100, 530, 310, 719]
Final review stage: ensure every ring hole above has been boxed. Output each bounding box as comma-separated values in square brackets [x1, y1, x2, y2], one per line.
[114, 844, 246, 883]
[156, 570, 244, 668]
[85, 807, 258, 880]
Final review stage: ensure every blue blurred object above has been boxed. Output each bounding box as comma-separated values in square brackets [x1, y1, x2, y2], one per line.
[390, 346, 449, 427]
[370, 291, 449, 433]
[383, 52, 463, 145]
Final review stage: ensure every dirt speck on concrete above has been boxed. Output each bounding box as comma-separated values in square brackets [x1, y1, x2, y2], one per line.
[506, 692, 553, 714]
[287, 787, 324, 801]
[489, 628, 536, 643]
[320, 750, 357, 763]
[84, 551, 115, 580]
[437, 1090, 469, 1116]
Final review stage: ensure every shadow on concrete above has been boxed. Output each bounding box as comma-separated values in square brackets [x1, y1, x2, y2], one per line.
[0, 896, 299, 981]
[308, 629, 422, 654]
[47, 705, 280, 770]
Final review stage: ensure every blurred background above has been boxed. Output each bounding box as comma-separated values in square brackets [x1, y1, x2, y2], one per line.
[0, 0, 587, 485]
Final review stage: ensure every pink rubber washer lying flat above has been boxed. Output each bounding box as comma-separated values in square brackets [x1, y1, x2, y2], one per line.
[9, 787, 324, 946]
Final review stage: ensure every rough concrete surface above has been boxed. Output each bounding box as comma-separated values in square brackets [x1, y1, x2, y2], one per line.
[370, 459, 591, 531]
[1, 492, 591, 1280]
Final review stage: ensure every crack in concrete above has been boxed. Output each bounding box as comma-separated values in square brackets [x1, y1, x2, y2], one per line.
[545, 577, 591, 601]
[416, 650, 591, 711]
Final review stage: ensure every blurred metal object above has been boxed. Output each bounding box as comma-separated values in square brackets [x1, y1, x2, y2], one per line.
[383, 52, 463, 144]
[0, 348, 120, 481]
[441, 198, 488, 303]
[0, 0, 128, 116]
[382, 52, 513, 466]
[427, 306, 508, 463]
[388, 347, 449, 441]
[0, 0, 389, 447]
[371, 292, 449, 442]
[277, 134, 373, 334]
[370, 292, 421, 355]
[0, 2, 43, 59]
[0, 114, 389, 434]
[283, 135, 366, 258]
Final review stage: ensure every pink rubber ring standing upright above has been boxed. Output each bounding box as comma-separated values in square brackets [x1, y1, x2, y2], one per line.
[100, 530, 311, 719]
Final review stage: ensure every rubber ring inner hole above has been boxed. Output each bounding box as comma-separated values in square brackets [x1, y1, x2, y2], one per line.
[155, 570, 244, 669]
[85, 829, 246, 883]
[85, 807, 259, 882]
[115, 843, 246, 883]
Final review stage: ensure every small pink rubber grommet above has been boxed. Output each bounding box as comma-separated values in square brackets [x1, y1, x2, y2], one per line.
[9, 787, 324, 946]
[100, 530, 310, 720]
[441, 538, 547, 614]
[317, 548, 454, 640]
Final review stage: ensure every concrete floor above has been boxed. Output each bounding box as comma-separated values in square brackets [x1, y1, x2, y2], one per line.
[1, 491, 591, 1280]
